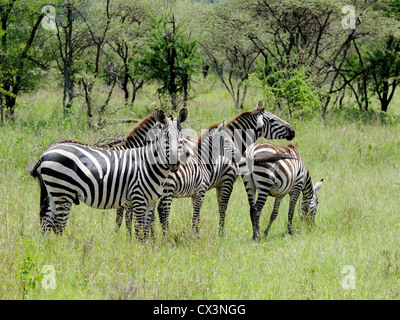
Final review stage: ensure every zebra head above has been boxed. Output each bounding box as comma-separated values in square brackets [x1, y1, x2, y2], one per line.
[255, 101, 295, 141]
[154, 107, 188, 172]
[302, 178, 324, 224]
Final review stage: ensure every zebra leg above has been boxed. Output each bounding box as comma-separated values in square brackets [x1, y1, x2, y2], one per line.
[52, 196, 73, 235]
[264, 197, 283, 237]
[252, 188, 269, 240]
[216, 182, 234, 236]
[40, 201, 56, 234]
[38, 178, 53, 234]
[144, 204, 156, 241]
[115, 207, 124, 234]
[287, 189, 301, 236]
[125, 207, 134, 237]
[132, 207, 147, 241]
[191, 188, 206, 235]
[157, 191, 174, 235]
[242, 176, 258, 239]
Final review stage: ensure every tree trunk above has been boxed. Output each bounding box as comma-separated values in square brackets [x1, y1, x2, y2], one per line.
[5, 91, 16, 122]
[0, 94, 3, 124]
[130, 77, 143, 104]
[202, 64, 210, 78]
[380, 81, 390, 112]
[63, 5, 74, 115]
[167, 15, 178, 112]
[122, 72, 129, 103]
[381, 99, 389, 112]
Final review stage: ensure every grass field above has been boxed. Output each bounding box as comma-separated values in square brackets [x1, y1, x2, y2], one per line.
[1, 77, 400, 300]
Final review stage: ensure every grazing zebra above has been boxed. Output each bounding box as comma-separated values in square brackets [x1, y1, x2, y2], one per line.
[239, 143, 323, 240]
[155, 101, 296, 235]
[29, 108, 188, 240]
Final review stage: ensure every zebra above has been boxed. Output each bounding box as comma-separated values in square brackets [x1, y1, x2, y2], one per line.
[156, 120, 241, 235]
[239, 142, 323, 240]
[155, 101, 296, 236]
[29, 108, 188, 240]
[112, 112, 197, 235]
[119, 120, 238, 237]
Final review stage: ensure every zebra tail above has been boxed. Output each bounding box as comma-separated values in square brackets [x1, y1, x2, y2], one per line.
[28, 159, 41, 178]
[253, 154, 300, 163]
[28, 159, 50, 224]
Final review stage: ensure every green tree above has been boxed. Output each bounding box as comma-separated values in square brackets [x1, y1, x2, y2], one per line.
[366, 0, 400, 112]
[200, 0, 259, 110]
[71, 0, 119, 128]
[106, 0, 148, 104]
[339, 0, 400, 113]
[52, 1, 89, 115]
[136, 11, 201, 111]
[367, 36, 400, 112]
[0, 1, 52, 122]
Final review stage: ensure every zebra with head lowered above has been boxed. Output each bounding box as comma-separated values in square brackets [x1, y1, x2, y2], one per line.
[154, 101, 296, 236]
[239, 143, 323, 240]
[29, 108, 188, 240]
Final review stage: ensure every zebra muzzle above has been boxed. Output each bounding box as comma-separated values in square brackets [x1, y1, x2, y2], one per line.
[286, 125, 296, 140]
[169, 162, 180, 172]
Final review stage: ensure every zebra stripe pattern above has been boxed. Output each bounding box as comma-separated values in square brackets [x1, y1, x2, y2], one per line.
[239, 143, 323, 240]
[30, 108, 188, 240]
[156, 121, 239, 235]
[113, 112, 196, 235]
[156, 101, 296, 236]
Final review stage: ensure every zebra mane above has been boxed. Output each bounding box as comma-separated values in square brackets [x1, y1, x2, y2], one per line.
[124, 113, 158, 144]
[47, 139, 91, 148]
[46, 139, 126, 151]
[196, 122, 221, 146]
[227, 108, 265, 126]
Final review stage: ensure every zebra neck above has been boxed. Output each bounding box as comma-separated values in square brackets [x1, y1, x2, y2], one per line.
[192, 137, 222, 169]
[302, 170, 314, 200]
[226, 117, 260, 155]
[144, 140, 170, 175]
[124, 116, 157, 148]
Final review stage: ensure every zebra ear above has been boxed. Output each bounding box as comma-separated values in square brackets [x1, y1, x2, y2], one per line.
[314, 178, 324, 192]
[217, 120, 226, 131]
[153, 108, 167, 125]
[177, 107, 188, 123]
[256, 113, 264, 130]
[255, 100, 264, 110]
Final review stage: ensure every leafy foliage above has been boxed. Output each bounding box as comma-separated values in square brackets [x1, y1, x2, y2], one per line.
[16, 241, 43, 300]
[135, 12, 201, 111]
[250, 65, 321, 119]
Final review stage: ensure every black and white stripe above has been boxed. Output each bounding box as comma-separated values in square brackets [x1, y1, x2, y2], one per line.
[156, 121, 239, 235]
[239, 143, 323, 239]
[113, 112, 196, 235]
[156, 102, 296, 235]
[30, 108, 188, 240]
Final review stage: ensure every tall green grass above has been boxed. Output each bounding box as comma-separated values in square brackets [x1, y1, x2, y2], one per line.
[1, 78, 400, 299]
